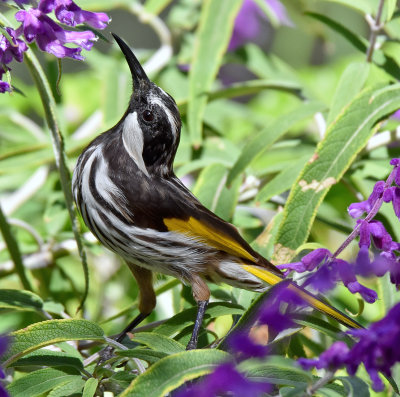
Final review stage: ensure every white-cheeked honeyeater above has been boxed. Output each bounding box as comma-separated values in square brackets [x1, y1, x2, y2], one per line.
[72, 34, 361, 350]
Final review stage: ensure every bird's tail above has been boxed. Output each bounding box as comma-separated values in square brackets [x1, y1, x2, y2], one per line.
[241, 264, 362, 329]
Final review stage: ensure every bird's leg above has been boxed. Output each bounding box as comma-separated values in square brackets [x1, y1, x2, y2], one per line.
[186, 276, 210, 350]
[99, 264, 156, 363]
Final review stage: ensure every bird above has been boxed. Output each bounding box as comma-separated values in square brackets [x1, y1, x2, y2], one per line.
[72, 33, 361, 351]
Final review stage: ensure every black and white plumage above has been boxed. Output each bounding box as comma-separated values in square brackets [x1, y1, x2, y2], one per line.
[72, 34, 361, 350]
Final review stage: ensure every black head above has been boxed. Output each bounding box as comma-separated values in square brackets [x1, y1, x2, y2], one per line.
[112, 33, 181, 176]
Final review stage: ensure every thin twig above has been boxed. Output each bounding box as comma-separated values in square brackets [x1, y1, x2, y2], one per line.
[365, 0, 385, 62]
[303, 371, 335, 396]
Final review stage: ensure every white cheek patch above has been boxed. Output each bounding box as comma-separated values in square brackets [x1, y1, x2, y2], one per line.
[122, 112, 150, 177]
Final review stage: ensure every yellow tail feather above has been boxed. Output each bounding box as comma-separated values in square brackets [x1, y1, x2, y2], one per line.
[241, 264, 362, 329]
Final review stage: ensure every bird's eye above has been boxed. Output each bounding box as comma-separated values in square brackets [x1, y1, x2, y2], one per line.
[142, 109, 154, 122]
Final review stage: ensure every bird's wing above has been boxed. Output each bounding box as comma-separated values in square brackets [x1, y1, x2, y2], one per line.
[162, 177, 283, 277]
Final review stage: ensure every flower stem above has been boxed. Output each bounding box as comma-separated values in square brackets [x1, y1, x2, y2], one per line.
[24, 48, 89, 311]
[365, 0, 385, 62]
[330, 164, 398, 260]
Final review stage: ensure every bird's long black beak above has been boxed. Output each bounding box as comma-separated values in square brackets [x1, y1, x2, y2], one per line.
[112, 33, 150, 87]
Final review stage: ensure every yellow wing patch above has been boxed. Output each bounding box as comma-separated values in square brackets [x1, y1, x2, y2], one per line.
[164, 217, 256, 261]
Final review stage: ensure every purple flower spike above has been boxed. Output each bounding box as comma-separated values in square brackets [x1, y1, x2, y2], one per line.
[278, 248, 331, 274]
[304, 264, 336, 293]
[299, 341, 349, 371]
[15, 8, 97, 60]
[228, 332, 269, 360]
[0, 81, 11, 93]
[55, 1, 110, 29]
[0, 28, 28, 65]
[175, 362, 271, 397]
[228, 0, 292, 51]
[0, 335, 9, 396]
[348, 181, 385, 219]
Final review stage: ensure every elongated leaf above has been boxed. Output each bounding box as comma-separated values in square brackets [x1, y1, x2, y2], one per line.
[116, 348, 168, 364]
[155, 302, 243, 337]
[6, 368, 81, 397]
[11, 349, 83, 370]
[187, 0, 242, 145]
[255, 156, 309, 204]
[120, 349, 230, 397]
[3, 319, 104, 366]
[0, 289, 43, 311]
[327, 62, 370, 125]
[274, 84, 400, 263]
[82, 378, 99, 397]
[0, 205, 33, 291]
[132, 332, 185, 354]
[243, 363, 312, 387]
[336, 376, 370, 397]
[227, 101, 325, 185]
[319, 0, 375, 15]
[178, 79, 303, 114]
[306, 12, 367, 53]
[48, 377, 86, 397]
[144, 0, 173, 15]
[193, 163, 241, 220]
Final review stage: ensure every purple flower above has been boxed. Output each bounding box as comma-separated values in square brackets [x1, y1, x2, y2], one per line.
[0, 81, 11, 93]
[0, 336, 9, 397]
[298, 341, 349, 370]
[348, 181, 385, 218]
[228, 332, 269, 360]
[390, 158, 400, 186]
[280, 248, 378, 303]
[0, 28, 27, 64]
[39, 0, 110, 29]
[277, 248, 331, 273]
[228, 0, 292, 51]
[258, 281, 305, 333]
[15, 7, 97, 60]
[300, 302, 400, 392]
[175, 362, 271, 397]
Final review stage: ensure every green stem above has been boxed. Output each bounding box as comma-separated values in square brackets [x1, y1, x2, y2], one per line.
[0, 203, 33, 291]
[24, 48, 89, 311]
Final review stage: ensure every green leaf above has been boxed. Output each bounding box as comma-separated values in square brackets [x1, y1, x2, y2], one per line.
[3, 319, 104, 366]
[327, 62, 370, 125]
[227, 101, 325, 185]
[0, 204, 33, 291]
[10, 349, 83, 371]
[116, 348, 168, 364]
[241, 357, 313, 387]
[132, 332, 185, 354]
[274, 84, 400, 263]
[144, 0, 173, 15]
[336, 376, 370, 397]
[6, 368, 81, 397]
[48, 377, 86, 397]
[187, 0, 242, 145]
[193, 163, 241, 220]
[178, 79, 303, 114]
[255, 156, 309, 204]
[82, 378, 99, 397]
[319, 0, 375, 14]
[306, 12, 367, 54]
[384, 0, 397, 22]
[155, 302, 243, 337]
[120, 349, 230, 397]
[0, 289, 43, 311]
[295, 315, 355, 342]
